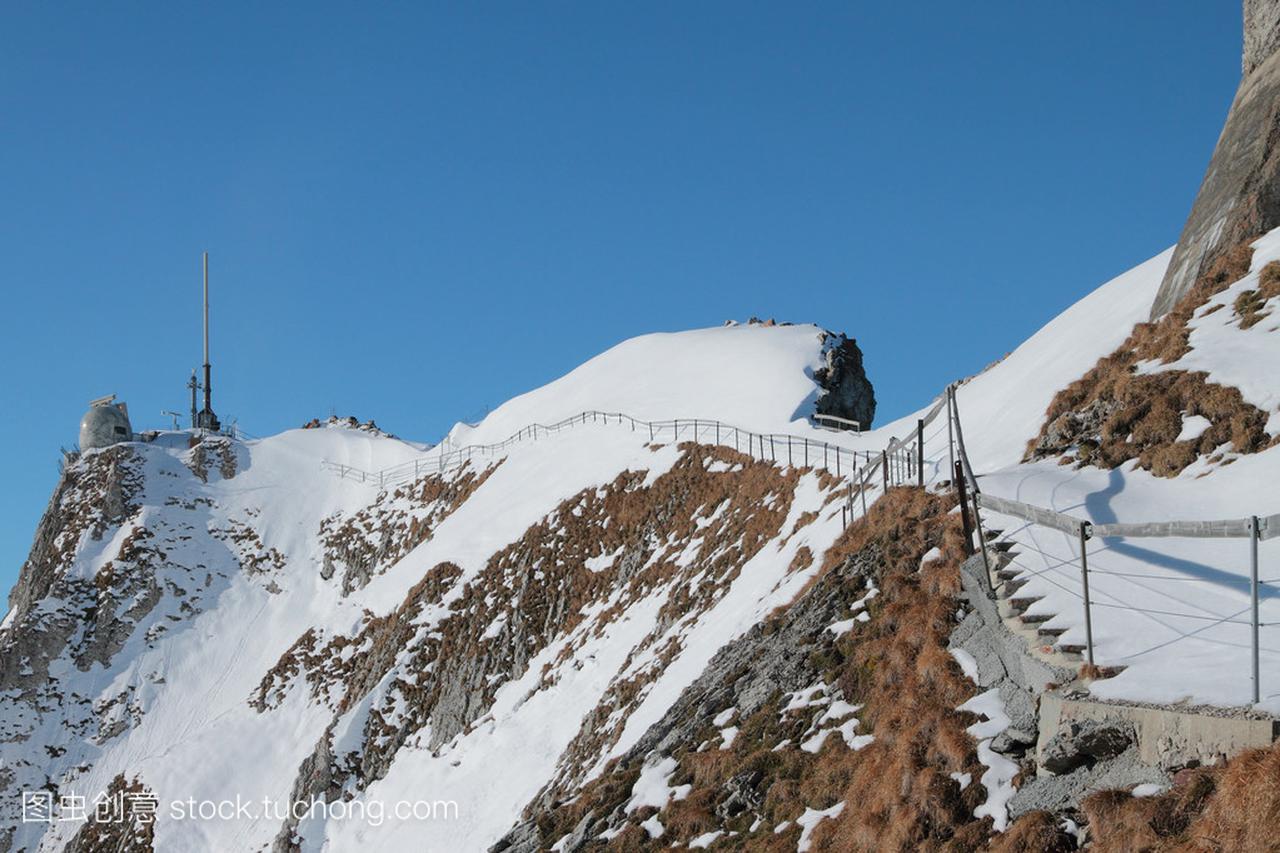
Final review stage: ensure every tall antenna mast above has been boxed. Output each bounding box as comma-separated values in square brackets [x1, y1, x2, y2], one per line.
[203, 252, 211, 414]
[195, 251, 221, 432]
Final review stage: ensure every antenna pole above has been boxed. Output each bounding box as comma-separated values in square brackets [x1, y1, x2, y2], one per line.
[202, 252, 212, 415]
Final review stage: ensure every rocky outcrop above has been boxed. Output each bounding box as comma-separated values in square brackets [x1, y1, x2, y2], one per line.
[1246, 0, 1280, 75]
[813, 332, 876, 429]
[1150, 1, 1280, 318]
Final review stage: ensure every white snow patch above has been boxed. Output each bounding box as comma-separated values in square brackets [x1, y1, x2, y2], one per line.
[796, 801, 845, 852]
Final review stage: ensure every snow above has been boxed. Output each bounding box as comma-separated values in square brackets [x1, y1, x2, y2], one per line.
[1131, 783, 1168, 797]
[1155, 228, 1280, 427]
[851, 235, 1280, 712]
[958, 689, 1018, 832]
[712, 707, 737, 727]
[445, 323, 835, 448]
[950, 648, 980, 683]
[719, 727, 739, 749]
[689, 829, 724, 847]
[1176, 414, 1213, 443]
[626, 755, 691, 813]
[795, 802, 845, 852]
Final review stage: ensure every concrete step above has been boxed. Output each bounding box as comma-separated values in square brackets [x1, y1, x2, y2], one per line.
[999, 577, 1031, 598]
[1008, 596, 1042, 615]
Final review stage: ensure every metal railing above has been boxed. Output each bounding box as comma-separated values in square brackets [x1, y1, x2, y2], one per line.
[970, 477, 1279, 703]
[319, 408, 922, 492]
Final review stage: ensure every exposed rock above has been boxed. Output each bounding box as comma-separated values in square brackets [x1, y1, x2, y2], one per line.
[1246, 0, 1280, 75]
[1151, 1, 1280, 318]
[813, 332, 876, 429]
[1009, 745, 1168, 818]
[715, 769, 765, 820]
[1041, 719, 1136, 775]
[1029, 397, 1122, 462]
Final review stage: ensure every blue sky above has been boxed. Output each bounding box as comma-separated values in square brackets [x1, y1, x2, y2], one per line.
[0, 3, 1240, 594]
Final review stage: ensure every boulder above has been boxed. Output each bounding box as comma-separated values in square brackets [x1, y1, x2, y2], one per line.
[1042, 718, 1136, 775]
[813, 332, 876, 429]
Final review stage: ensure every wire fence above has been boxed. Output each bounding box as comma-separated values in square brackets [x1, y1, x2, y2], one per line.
[319, 403, 946, 495]
[967, 469, 1278, 703]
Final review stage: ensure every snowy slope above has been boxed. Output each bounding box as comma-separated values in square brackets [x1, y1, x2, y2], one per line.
[5, 236, 1280, 851]
[444, 323, 833, 448]
[865, 238, 1280, 711]
[0, 336, 850, 851]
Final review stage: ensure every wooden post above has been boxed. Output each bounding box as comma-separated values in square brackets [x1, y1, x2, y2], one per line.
[947, 386, 956, 481]
[917, 418, 925, 487]
[882, 451, 889, 491]
[955, 459, 973, 555]
[1079, 522, 1095, 666]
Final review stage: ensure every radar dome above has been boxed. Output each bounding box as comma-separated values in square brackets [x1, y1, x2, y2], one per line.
[80, 397, 133, 451]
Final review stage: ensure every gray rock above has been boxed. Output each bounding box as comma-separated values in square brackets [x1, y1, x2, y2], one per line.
[1246, 0, 1280, 75]
[1042, 719, 1136, 775]
[813, 332, 876, 429]
[1010, 746, 1169, 818]
[1151, 1, 1280, 318]
[715, 770, 765, 821]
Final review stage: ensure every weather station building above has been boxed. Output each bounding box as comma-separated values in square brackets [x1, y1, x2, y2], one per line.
[78, 395, 133, 451]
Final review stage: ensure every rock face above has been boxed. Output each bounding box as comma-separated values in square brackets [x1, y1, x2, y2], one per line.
[813, 332, 876, 429]
[1150, 1, 1280, 318]
[1246, 0, 1280, 75]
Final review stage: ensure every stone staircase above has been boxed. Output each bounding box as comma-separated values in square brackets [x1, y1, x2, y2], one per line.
[977, 526, 1092, 672]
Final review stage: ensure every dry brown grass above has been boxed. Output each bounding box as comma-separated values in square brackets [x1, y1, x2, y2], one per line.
[1083, 744, 1280, 852]
[1234, 259, 1280, 329]
[525, 487, 1014, 851]
[1029, 238, 1278, 476]
[986, 810, 1074, 852]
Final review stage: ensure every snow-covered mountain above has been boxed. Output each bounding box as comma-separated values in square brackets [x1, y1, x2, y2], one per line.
[3, 228, 1280, 851]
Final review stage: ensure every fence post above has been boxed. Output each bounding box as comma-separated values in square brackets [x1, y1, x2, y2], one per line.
[860, 474, 867, 515]
[916, 419, 924, 488]
[1252, 515, 1261, 704]
[836, 448, 841, 476]
[804, 438, 809, 467]
[715, 422, 720, 444]
[1079, 522, 1095, 666]
[947, 386, 956, 482]
[955, 460, 973, 556]
[694, 419, 699, 443]
[769, 436, 775, 461]
[881, 451, 889, 491]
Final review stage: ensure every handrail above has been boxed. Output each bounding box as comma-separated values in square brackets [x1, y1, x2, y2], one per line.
[320, 407, 904, 490]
